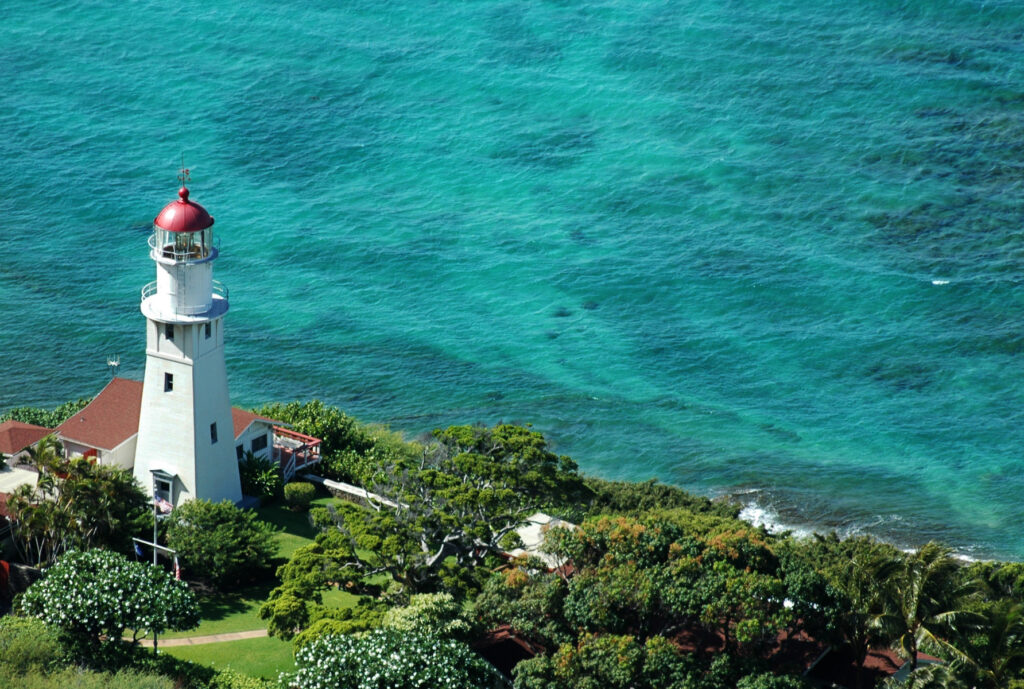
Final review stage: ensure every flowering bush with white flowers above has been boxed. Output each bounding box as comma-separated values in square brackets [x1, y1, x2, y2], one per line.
[20, 549, 199, 646]
[287, 629, 501, 689]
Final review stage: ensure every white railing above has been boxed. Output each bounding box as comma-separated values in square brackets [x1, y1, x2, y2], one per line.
[140, 280, 228, 305]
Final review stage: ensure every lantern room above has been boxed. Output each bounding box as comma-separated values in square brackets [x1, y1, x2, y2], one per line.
[150, 187, 216, 263]
[141, 185, 227, 322]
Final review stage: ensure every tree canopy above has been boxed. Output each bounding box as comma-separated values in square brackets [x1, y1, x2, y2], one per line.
[6, 447, 150, 566]
[20, 549, 199, 650]
[165, 499, 276, 589]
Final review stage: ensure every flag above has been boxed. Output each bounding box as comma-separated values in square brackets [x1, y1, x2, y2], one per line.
[173, 557, 181, 581]
[134, 542, 144, 558]
[155, 497, 173, 514]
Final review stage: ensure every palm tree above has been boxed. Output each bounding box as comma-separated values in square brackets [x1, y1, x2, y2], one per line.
[964, 599, 1024, 688]
[874, 542, 980, 673]
[837, 546, 903, 689]
[880, 663, 965, 689]
[24, 433, 63, 471]
[806, 534, 903, 689]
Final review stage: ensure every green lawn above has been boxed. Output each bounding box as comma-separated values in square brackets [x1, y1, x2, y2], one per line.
[163, 498, 357, 640]
[160, 582, 274, 639]
[162, 635, 296, 679]
[256, 502, 322, 559]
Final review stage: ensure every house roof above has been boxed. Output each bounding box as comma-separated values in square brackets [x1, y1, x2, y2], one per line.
[56, 378, 143, 452]
[231, 408, 279, 438]
[0, 420, 52, 456]
[54, 378, 282, 452]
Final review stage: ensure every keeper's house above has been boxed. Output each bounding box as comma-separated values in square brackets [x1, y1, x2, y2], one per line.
[53, 378, 321, 493]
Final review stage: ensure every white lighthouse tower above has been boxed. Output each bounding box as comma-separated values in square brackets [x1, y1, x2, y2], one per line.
[133, 179, 242, 506]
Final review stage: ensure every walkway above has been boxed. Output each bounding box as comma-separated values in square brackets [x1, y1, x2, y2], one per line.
[137, 628, 268, 647]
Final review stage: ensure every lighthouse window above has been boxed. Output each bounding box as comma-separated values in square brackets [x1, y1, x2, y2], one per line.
[164, 324, 174, 341]
[210, 422, 219, 444]
[164, 373, 173, 392]
[205, 322, 212, 339]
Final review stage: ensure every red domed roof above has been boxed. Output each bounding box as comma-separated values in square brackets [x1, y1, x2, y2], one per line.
[154, 187, 215, 233]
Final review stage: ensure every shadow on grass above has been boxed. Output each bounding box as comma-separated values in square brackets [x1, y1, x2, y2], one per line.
[255, 502, 319, 540]
[193, 581, 275, 623]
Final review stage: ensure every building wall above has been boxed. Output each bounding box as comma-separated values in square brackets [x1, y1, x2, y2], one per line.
[61, 439, 96, 460]
[134, 315, 241, 506]
[235, 422, 274, 462]
[104, 435, 137, 470]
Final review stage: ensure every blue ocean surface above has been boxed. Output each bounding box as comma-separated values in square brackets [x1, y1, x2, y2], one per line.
[2, 0, 1023, 559]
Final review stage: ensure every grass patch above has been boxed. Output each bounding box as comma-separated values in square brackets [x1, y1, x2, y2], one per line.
[164, 498, 349, 639]
[255, 502, 321, 559]
[161, 635, 295, 679]
[160, 582, 274, 639]
[161, 497, 364, 644]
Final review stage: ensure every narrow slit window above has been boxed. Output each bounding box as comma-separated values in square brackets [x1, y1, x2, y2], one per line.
[164, 324, 174, 341]
[205, 322, 212, 339]
[210, 422, 218, 444]
[164, 373, 173, 392]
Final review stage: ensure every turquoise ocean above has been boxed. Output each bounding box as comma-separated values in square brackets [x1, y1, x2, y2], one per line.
[2, 1, 1024, 559]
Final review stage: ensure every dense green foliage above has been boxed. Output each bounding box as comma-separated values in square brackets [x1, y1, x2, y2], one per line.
[6, 396, 1024, 689]
[238, 450, 283, 503]
[284, 481, 316, 511]
[165, 499, 276, 589]
[0, 616, 66, 675]
[287, 629, 500, 689]
[0, 667, 176, 689]
[262, 423, 589, 642]
[20, 549, 199, 650]
[582, 477, 741, 520]
[0, 398, 90, 430]
[6, 444, 150, 565]
[254, 399, 423, 485]
[476, 512, 809, 688]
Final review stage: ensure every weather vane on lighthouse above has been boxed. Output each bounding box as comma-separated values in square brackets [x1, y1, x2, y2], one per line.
[178, 156, 190, 185]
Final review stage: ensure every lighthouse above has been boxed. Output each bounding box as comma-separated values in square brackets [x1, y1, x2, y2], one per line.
[132, 180, 242, 506]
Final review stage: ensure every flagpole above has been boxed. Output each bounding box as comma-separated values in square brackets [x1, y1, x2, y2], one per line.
[151, 471, 159, 652]
[152, 474, 159, 566]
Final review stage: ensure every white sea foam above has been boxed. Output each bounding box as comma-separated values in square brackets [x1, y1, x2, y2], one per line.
[736, 494, 989, 561]
[931, 279, 950, 285]
[738, 497, 815, 539]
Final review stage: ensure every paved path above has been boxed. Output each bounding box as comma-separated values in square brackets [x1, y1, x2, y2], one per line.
[136, 629, 268, 647]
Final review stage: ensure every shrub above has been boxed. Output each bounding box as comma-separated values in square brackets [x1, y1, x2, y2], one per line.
[284, 482, 316, 511]
[209, 668, 275, 689]
[0, 667, 175, 689]
[0, 398, 90, 429]
[19, 549, 199, 653]
[239, 451, 283, 503]
[0, 616, 65, 674]
[288, 629, 500, 689]
[165, 500, 276, 589]
[382, 592, 470, 638]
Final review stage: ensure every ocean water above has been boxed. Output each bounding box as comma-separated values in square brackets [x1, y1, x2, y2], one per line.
[2, 0, 1024, 559]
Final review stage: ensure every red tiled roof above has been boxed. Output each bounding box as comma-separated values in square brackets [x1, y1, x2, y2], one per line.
[53, 378, 282, 451]
[231, 408, 279, 438]
[806, 645, 942, 688]
[56, 378, 143, 451]
[0, 420, 52, 456]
